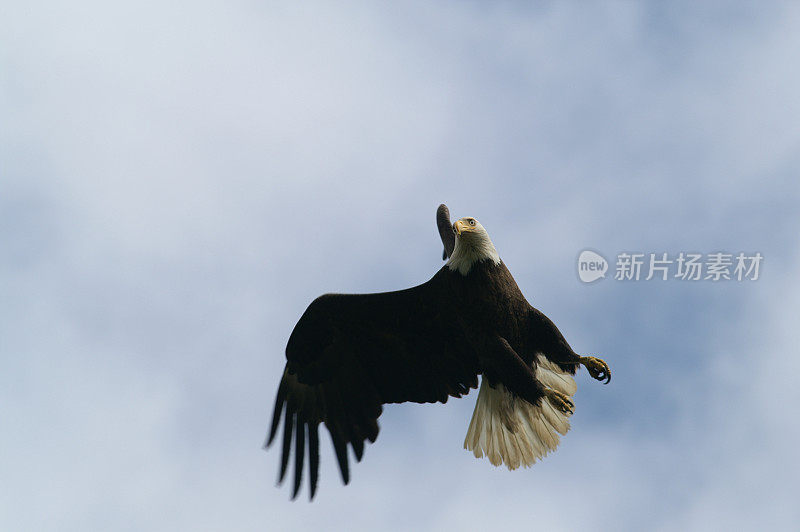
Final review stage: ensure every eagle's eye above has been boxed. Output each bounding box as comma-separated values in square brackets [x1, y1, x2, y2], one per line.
[469, 219, 476, 226]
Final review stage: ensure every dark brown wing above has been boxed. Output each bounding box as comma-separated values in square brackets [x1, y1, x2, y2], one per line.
[437, 203, 455, 259]
[266, 268, 479, 499]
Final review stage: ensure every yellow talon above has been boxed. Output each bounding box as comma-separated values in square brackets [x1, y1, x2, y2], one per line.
[580, 356, 611, 384]
[545, 389, 574, 415]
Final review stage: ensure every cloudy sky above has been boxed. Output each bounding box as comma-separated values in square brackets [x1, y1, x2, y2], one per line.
[3, 2, 799, 530]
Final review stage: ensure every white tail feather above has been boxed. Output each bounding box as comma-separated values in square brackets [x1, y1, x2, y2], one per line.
[463, 355, 577, 470]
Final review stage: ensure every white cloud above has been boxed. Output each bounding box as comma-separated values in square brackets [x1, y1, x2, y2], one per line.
[2, 2, 800, 531]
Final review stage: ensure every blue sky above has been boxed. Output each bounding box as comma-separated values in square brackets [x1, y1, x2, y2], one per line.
[2, 2, 799, 530]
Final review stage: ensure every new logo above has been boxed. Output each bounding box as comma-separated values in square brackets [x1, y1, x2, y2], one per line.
[577, 250, 608, 283]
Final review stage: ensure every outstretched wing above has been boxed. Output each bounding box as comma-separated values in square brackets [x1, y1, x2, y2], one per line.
[266, 268, 480, 499]
[437, 203, 455, 259]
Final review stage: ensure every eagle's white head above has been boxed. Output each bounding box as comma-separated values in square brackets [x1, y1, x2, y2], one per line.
[447, 217, 501, 275]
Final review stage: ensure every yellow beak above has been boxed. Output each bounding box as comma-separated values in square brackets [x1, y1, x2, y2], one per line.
[454, 220, 468, 235]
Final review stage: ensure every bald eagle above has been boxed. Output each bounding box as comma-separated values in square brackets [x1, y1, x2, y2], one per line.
[266, 205, 610, 499]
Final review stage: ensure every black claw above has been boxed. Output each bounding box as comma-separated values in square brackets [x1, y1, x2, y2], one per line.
[583, 356, 612, 385]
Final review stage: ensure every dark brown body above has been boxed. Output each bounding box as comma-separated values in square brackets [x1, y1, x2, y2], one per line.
[269, 258, 582, 499]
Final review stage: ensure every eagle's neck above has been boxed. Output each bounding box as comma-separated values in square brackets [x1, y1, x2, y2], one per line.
[447, 232, 501, 275]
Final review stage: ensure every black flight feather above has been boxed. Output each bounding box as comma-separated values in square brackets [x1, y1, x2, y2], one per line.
[292, 420, 305, 499]
[279, 406, 293, 484]
[308, 423, 320, 500]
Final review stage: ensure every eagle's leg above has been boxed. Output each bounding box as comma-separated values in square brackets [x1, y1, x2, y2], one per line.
[579, 356, 611, 384]
[478, 335, 547, 407]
